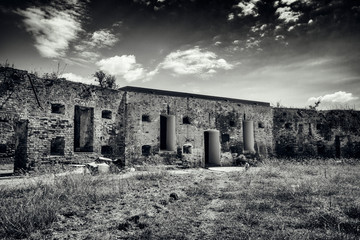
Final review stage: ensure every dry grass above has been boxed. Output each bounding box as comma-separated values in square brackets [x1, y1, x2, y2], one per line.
[0, 160, 359, 239]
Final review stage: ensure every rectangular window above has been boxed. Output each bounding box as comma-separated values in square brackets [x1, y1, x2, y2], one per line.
[222, 134, 230, 143]
[182, 116, 191, 124]
[142, 145, 151, 156]
[51, 104, 65, 114]
[298, 124, 304, 134]
[142, 114, 151, 122]
[0, 144, 6, 153]
[102, 110, 112, 119]
[183, 144, 192, 154]
[74, 106, 94, 152]
[101, 145, 113, 155]
[51, 137, 65, 155]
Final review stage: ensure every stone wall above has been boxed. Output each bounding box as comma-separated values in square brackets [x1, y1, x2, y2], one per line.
[122, 88, 273, 167]
[0, 67, 123, 169]
[0, 112, 17, 163]
[273, 108, 360, 158]
[2, 67, 359, 171]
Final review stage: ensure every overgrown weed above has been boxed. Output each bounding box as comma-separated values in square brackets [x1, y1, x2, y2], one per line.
[134, 170, 169, 181]
[0, 173, 131, 238]
[1, 160, 360, 239]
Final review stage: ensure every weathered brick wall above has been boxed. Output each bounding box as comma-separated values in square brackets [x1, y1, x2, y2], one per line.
[4, 66, 359, 170]
[0, 67, 123, 168]
[123, 90, 273, 166]
[273, 108, 360, 158]
[0, 115, 16, 161]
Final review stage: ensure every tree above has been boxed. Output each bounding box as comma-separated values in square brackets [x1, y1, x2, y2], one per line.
[93, 70, 117, 89]
[105, 75, 116, 89]
[309, 100, 321, 110]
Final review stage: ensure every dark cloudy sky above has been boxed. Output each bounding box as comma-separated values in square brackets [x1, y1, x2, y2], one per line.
[1, 0, 360, 109]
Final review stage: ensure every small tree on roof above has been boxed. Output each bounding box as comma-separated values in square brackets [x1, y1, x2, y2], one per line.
[309, 100, 321, 110]
[93, 70, 117, 89]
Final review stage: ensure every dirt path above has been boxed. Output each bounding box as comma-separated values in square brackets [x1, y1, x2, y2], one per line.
[0, 166, 254, 188]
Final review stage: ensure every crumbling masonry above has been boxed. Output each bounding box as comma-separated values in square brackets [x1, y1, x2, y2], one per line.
[1, 67, 359, 171]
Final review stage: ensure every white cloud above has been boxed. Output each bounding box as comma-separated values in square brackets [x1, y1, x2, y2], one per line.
[159, 47, 233, 77]
[281, 0, 298, 5]
[308, 91, 359, 103]
[74, 28, 118, 51]
[228, 13, 234, 21]
[275, 35, 285, 41]
[60, 72, 95, 85]
[96, 55, 147, 82]
[288, 26, 295, 31]
[275, 6, 301, 23]
[73, 28, 119, 62]
[251, 26, 259, 32]
[112, 21, 123, 28]
[236, 0, 260, 17]
[278, 0, 312, 6]
[246, 37, 261, 49]
[214, 41, 222, 46]
[16, 4, 82, 58]
[90, 29, 118, 47]
[96, 48, 234, 82]
[78, 51, 100, 61]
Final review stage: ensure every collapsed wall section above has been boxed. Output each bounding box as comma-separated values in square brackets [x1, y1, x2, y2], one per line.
[273, 108, 360, 158]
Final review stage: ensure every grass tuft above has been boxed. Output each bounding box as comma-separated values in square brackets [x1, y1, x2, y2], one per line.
[1, 160, 360, 239]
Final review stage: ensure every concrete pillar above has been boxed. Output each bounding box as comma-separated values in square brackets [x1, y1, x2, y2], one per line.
[166, 115, 176, 151]
[204, 130, 221, 165]
[243, 120, 255, 152]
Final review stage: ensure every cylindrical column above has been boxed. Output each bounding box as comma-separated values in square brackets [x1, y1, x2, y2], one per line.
[243, 121, 255, 152]
[166, 115, 176, 151]
[204, 130, 221, 165]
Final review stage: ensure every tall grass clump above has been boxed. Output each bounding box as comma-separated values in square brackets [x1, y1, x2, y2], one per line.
[134, 170, 169, 181]
[0, 182, 60, 238]
[0, 172, 131, 238]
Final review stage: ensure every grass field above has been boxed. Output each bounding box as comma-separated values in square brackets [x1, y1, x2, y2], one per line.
[0, 159, 359, 239]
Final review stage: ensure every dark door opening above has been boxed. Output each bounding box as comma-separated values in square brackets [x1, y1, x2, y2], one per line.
[160, 115, 167, 150]
[74, 106, 94, 152]
[335, 136, 341, 158]
[14, 120, 28, 173]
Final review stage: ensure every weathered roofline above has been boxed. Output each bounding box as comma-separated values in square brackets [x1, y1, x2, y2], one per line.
[119, 86, 270, 107]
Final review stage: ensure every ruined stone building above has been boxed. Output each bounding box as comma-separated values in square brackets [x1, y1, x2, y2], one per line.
[1, 67, 360, 172]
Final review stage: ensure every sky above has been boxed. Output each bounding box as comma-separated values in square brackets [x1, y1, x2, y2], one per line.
[0, 0, 360, 109]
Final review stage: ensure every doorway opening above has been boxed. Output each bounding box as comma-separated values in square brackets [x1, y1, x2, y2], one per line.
[74, 106, 94, 152]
